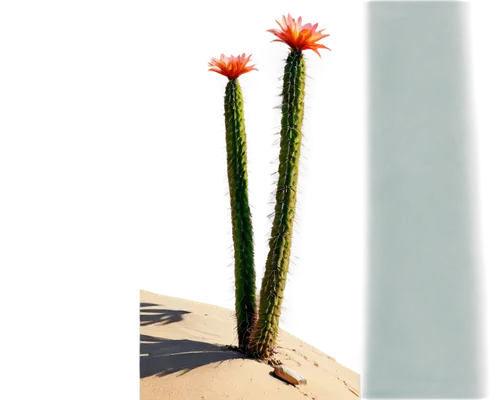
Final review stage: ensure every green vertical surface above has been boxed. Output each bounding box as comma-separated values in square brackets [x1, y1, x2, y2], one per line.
[366, 2, 484, 398]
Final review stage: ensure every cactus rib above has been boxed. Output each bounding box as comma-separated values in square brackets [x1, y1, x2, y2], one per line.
[249, 50, 306, 359]
[224, 78, 257, 351]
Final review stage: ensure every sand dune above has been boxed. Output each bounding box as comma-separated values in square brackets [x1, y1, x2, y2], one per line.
[140, 290, 360, 400]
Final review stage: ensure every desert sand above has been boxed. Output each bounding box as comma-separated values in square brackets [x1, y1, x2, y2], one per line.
[140, 290, 360, 400]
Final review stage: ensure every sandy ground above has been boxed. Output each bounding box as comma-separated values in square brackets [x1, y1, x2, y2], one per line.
[140, 290, 360, 400]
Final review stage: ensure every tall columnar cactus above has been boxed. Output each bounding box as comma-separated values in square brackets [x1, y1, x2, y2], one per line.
[249, 14, 330, 360]
[208, 54, 258, 351]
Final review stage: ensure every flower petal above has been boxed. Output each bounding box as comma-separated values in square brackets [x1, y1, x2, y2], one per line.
[208, 53, 258, 80]
[267, 14, 330, 57]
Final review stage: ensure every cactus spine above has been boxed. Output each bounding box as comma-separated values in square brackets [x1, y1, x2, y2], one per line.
[224, 78, 257, 351]
[249, 50, 306, 359]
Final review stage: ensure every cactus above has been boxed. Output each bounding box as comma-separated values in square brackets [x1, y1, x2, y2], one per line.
[208, 54, 258, 351]
[248, 15, 329, 360]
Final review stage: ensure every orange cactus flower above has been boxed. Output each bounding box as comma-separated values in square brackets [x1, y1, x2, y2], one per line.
[208, 53, 258, 80]
[267, 14, 330, 57]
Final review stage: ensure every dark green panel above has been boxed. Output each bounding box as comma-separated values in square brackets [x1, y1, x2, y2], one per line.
[365, 2, 484, 398]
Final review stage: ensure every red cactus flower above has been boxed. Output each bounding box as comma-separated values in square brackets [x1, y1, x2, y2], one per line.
[267, 14, 330, 57]
[208, 53, 258, 80]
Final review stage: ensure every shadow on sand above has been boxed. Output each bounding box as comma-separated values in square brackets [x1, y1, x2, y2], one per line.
[140, 302, 245, 378]
[140, 334, 245, 378]
[140, 302, 191, 327]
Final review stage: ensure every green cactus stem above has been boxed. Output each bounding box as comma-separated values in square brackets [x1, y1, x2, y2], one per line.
[223, 78, 257, 351]
[248, 49, 306, 359]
